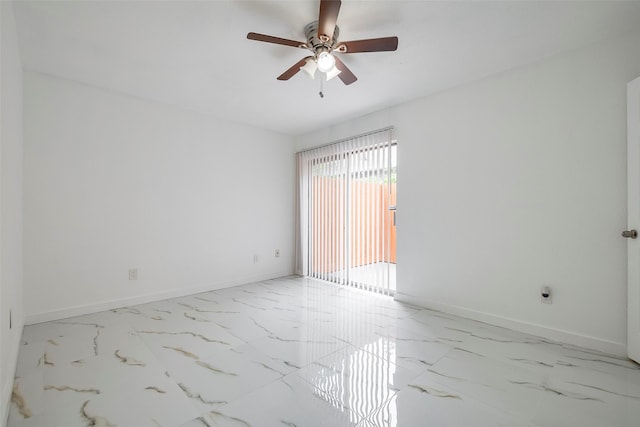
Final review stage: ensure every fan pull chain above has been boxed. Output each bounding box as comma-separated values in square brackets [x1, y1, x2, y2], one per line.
[319, 75, 324, 98]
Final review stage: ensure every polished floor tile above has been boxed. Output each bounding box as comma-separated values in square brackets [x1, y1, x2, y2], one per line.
[8, 276, 640, 426]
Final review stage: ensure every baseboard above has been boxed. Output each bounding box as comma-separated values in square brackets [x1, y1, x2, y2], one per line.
[2, 322, 24, 427]
[25, 271, 293, 325]
[394, 292, 627, 358]
[2, 380, 11, 427]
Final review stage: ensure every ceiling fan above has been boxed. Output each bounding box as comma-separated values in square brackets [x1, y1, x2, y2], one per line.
[247, 0, 398, 86]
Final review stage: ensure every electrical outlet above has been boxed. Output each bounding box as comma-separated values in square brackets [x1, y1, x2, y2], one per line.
[541, 286, 552, 304]
[275, 249, 280, 258]
[253, 254, 259, 264]
[129, 268, 138, 280]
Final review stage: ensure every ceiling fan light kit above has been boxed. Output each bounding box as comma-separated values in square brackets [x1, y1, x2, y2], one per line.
[247, 0, 398, 88]
[300, 59, 318, 79]
[316, 51, 336, 73]
[324, 64, 342, 81]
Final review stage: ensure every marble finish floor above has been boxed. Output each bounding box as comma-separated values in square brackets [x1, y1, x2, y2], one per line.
[8, 276, 640, 426]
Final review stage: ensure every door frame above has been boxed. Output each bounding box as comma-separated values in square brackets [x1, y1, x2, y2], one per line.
[627, 75, 640, 363]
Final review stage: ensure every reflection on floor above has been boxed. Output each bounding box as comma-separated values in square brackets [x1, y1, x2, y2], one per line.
[347, 262, 396, 293]
[322, 262, 396, 294]
[8, 276, 640, 426]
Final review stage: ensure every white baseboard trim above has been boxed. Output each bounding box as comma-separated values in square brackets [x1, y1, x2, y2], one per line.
[25, 271, 293, 325]
[3, 380, 12, 427]
[2, 322, 24, 427]
[394, 292, 627, 358]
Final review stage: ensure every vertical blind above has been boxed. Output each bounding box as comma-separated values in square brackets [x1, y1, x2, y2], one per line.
[296, 128, 395, 295]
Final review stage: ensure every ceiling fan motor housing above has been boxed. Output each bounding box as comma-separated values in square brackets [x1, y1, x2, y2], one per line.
[304, 21, 339, 56]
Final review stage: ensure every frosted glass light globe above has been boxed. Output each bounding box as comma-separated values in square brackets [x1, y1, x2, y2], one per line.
[316, 52, 336, 73]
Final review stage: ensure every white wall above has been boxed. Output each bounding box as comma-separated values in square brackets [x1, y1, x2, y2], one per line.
[1, 1, 24, 423]
[297, 31, 640, 356]
[23, 72, 295, 323]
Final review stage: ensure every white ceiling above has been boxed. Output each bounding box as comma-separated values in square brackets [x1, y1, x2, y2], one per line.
[12, 0, 640, 136]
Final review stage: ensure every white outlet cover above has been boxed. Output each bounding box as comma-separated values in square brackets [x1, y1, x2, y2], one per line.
[541, 286, 552, 304]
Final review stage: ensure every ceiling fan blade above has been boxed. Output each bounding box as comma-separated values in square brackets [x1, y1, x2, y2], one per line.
[335, 37, 398, 53]
[277, 56, 313, 81]
[318, 0, 341, 42]
[333, 56, 357, 85]
[247, 32, 307, 49]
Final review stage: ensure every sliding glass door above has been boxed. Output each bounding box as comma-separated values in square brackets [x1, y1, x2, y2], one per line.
[297, 128, 396, 295]
[346, 141, 396, 293]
